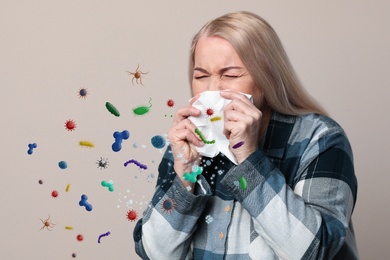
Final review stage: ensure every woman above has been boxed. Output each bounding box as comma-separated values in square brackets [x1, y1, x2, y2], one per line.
[134, 11, 358, 259]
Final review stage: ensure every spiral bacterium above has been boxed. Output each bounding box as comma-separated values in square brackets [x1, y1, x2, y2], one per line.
[133, 98, 152, 116]
[195, 128, 215, 144]
[105, 102, 120, 117]
[124, 159, 147, 170]
[98, 231, 111, 243]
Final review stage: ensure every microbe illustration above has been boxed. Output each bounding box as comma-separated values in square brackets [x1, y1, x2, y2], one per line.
[51, 190, 59, 198]
[78, 87, 89, 99]
[133, 98, 152, 116]
[40, 215, 56, 231]
[183, 166, 203, 183]
[239, 176, 247, 190]
[79, 194, 93, 212]
[76, 234, 84, 242]
[205, 108, 214, 117]
[195, 128, 215, 144]
[126, 209, 138, 222]
[151, 135, 166, 149]
[98, 231, 111, 243]
[65, 119, 76, 131]
[96, 157, 109, 169]
[124, 159, 147, 170]
[210, 116, 222, 122]
[232, 141, 245, 149]
[127, 64, 148, 85]
[66, 184, 71, 192]
[79, 140, 95, 148]
[58, 161, 68, 169]
[112, 130, 130, 152]
[101, 180, 114, 192]
[161, 198, 176, 214]
[166, 99, 175, 107]
[27, 143, 37, 155]
[105, 102, 120, 117]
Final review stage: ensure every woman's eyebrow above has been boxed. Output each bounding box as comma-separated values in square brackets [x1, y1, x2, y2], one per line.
[193, 66, 244, 74]
[193, 67, 209, 74]
[219, 66, 244, 74]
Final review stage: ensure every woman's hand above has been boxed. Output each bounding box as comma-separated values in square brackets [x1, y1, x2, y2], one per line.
[220, 90, 263, 164]
[167, 98, 204, 191]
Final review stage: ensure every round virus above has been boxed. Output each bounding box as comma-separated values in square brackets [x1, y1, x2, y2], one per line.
[51, 190, 59, 198]
[161, 198, 176, 214]
[166, 99, 175, 107]
[78, 88, 88, 99]
[126, 209, 138, 222]
[65, 119, 76, 131]
[205, 108, 214, 117]
[151, 135, 166, 149]
[76, 234, 84, 242]
[58, 161, 68, 169]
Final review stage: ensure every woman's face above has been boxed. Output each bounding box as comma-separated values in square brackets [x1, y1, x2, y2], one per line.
[191, 36, 263, 108]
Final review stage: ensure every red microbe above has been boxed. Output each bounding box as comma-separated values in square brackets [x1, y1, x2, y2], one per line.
[166, 99, 175, 107]
[76, 234, 84, 242]
[65, 119, 76, 131]
[51, 190, 59, 198]
[126, 209, 138, 222]
[205, 108, 214, 117]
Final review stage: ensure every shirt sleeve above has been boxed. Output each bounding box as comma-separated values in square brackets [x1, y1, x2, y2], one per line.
[133, 147, 212, 260]
[220, 122, 357, 259]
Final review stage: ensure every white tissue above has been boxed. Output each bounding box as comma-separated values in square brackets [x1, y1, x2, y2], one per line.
[188, 91, 252, 165]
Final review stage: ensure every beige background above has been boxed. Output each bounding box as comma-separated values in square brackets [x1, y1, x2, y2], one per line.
[1, 0, 389, 259]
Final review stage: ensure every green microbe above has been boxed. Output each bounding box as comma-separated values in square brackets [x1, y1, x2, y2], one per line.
[133, 98, 152, 116]
[105, 102, 120, 117]
[239, 176, 247, 190]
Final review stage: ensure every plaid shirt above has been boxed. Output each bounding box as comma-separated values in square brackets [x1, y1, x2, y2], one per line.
[134, 112, 358, 259]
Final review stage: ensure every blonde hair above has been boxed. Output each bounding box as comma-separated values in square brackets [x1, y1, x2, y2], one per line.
[189, 11, 327, 116]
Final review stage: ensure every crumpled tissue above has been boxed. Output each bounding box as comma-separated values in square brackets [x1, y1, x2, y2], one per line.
[188, 90, 252, 165]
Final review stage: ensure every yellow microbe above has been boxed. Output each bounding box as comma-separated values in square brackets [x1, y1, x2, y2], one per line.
[225, 205, 230, 212]
[210, 116, 222, 122]
[219, 232, 224, 240]
[65, 184, 70, 192]
[79, 141, 95, 147]
[65, 226, 74, 230]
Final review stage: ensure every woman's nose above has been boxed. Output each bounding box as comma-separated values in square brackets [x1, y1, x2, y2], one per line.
[207, 75, 222, 91]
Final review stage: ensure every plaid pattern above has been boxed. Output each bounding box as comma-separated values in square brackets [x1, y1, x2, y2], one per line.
[134, 112, 358, 259]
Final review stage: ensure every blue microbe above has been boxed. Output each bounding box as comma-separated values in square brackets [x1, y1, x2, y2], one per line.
[27, 143, 37, 155]
[112, 130, 130, 152]
[58, 161, 68, 169]
[151, 135, 166, 149]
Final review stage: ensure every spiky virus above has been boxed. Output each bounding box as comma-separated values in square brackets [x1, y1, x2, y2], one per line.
[96, 157, 109, 169]
[126, 209, 138, 222]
